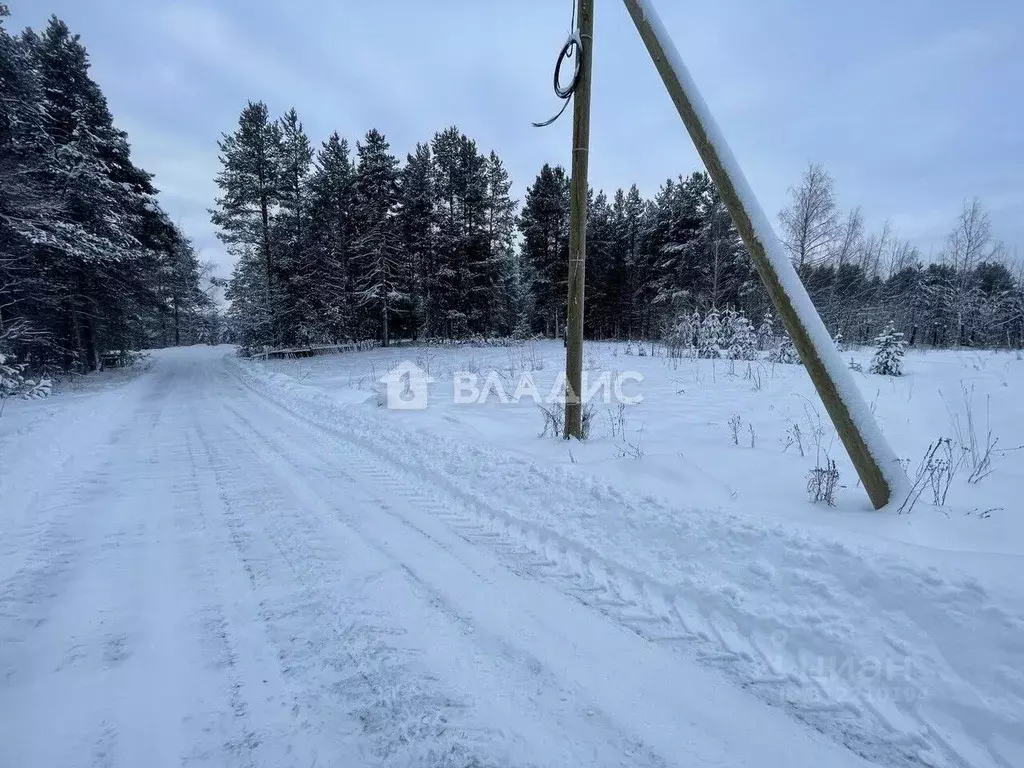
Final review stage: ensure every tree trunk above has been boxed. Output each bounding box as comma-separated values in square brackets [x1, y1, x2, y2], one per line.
[173, 295, 181, 346]
[261, 193, 275, 345]
[65, 300, 79, 371]
[83, 310, 99, 372]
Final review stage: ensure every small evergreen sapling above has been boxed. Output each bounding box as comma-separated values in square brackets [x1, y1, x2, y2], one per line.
[720, 308, 739, 353]
[869, 321, 906, 376]
[0, 352, 22, 399]
[770, 336, 800, 365]
[726, 312, 757, 360]
[666, 311, 697, 359]
[756, 311, 776, 351]
[0, 352, 51, 401]
[698, 308, 723, 359]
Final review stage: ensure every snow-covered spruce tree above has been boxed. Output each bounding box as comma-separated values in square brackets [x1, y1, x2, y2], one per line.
[756, 311, 776, 351]
[770, 333, 800, 365]
[0, 350, 50, 400]
[727, 312, 757, 360]
[665, 310, 697, 358]
[697, 307, 723, 359]
[519, 163, 570, 338]
[396, 142, 434, 339]
[0, 350, 23, 398]
[37, 20, 189, 366]
[425, 127, 507, 338]
[352, 129, 403, 346]
[720, 308, 738, 354]
[272, 108, 313, 344]
[225, 245, 273, 355]
[833, 329, 845, 353]
[484, 151, 519, 336]
[305, 132, 356, 342]
[869, 320, 906, 376]
[2, 13, 204, 369]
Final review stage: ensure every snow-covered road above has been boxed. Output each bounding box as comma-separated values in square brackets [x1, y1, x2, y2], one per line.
[1, 347, 1019, 767]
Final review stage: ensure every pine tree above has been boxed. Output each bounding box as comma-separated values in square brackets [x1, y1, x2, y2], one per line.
[484, 151, 518, 335]
[585, 190, 616, 337]
[226, 245, 273, 353]
[699, 180, 753, 310]
[2, 13, 203, 369]
[27, 18, 161, 368]
[397, 142, 434, 339]
[273, 107, 313, 342]
[457, 134, 497, 335]
[352, 129, 402, 346]
[305, 132, 355, 341]
[648, 175, 702, 319]
[620, 185, 654, 338]
[519, 164, 570, 337]
[869, 320, 906, 376]
[1, 10, 50, 359]
[212, 101, 283, 347]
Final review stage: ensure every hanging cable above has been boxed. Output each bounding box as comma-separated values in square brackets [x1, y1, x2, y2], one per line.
[532, 2, 584, 128]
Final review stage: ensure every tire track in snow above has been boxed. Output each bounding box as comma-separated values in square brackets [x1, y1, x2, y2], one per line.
[1, 362, 263, 767]
[216, 399, 675, 768]
[216, 370, 881, 768]
[196, 395, 518, 767]
[229, 355, 1015, 768]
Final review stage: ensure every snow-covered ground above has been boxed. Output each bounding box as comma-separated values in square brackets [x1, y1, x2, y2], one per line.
[1, 343, 1022, 768]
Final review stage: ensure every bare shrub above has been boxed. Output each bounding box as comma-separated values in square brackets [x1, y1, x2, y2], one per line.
[728, 414, 742, 445]
[897, 438, 967, 514]
[538, 402, 594, 440]
[807, 460, 840, 506]
[782, 422, 805, 457]
[941, 383, 1012, 485]
[414, 348, 436, 375]
[606, 403, 627, 438]
[748, 423, 756, 448]
[618, 424, 645, 459]
[744, 362, 764, 391]
[538, 403, 564, 438]
[580, 403, 595, 441]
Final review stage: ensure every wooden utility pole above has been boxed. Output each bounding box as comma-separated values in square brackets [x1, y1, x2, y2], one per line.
[564, 0, 595, 439]
[620, 0, 906, 508]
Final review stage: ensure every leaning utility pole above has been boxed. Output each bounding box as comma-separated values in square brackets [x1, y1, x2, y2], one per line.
[564, 0, 595, 439]
[620, 0, 907, 508]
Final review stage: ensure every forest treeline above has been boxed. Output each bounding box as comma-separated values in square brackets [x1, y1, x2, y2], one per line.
[0, 9, 212, 373]
[214, 98, 1022, 353]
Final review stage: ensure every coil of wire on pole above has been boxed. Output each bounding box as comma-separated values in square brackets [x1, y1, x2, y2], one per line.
[533, 8, 584, 128]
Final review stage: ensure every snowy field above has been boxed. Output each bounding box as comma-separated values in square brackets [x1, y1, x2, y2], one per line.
[257, 339, 1024, 550]
[1, 343, 1022, 768]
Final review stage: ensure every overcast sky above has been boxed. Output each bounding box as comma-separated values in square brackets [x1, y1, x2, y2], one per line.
[11, 0, 1023, 276]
